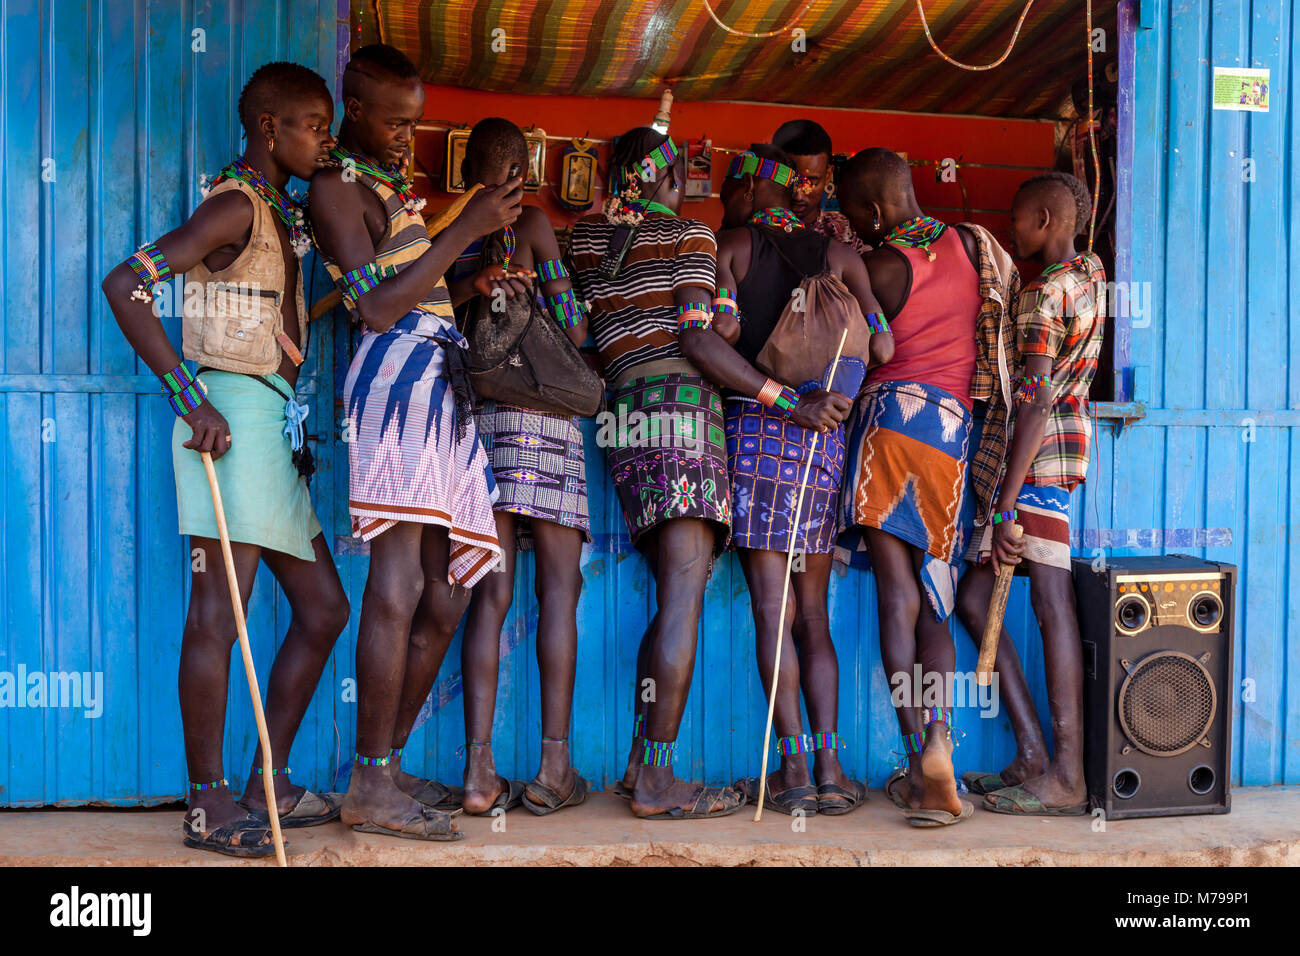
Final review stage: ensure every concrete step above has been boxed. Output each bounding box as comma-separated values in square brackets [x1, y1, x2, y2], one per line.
[2, 786, 1296, 867]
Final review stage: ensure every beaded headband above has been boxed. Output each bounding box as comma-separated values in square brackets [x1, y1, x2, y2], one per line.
[726, 151, 798, 188]
[639, 137, 679, 179]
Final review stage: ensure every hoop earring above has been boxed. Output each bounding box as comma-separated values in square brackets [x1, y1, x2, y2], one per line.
[267, 135, 275, 153]
[824, 181, 836, 199]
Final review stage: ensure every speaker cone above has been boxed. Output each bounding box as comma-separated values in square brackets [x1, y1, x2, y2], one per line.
[1115, 593, 1151, 635]
[1187, 591, 1223, 631]
[1118, 651, 1216, 756]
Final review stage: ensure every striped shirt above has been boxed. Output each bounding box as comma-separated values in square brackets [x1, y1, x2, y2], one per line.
[568, 214, 717, 382]
[319, 167, 454, 335]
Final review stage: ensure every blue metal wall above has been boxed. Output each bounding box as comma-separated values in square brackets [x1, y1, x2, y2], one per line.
[1, 0, 1293, 807]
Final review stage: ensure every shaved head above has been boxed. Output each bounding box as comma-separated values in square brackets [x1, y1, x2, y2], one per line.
[839, 147, 914, 207]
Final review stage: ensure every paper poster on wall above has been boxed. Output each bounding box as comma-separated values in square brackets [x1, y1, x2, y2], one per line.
[684, 139, 712, 198]
[1212, 67, 1269, 112]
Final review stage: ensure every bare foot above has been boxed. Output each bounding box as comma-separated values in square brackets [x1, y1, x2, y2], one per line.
[187, 786, 252, 833]
[239, 771, 306, 816]
[996, 753, 1049, 789]
[629, 765, 737, 818]
[461, 744, 505, 815]
[918, 725, 963, 816]
[526, 738, 577, 806]
[1002, 767, 1087, 808]
[619, 738, 642, 794]
[811, 749, 853, 795]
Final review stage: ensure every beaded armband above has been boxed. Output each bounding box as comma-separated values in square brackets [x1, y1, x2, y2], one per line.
[677, 302, 713, 332]
[756, 378, 799, 416]
[536, 258, 569, 283]
[991, 509, 1018, 525]
[864, 311, 891, 335]
[1015, 373, 1051, 404]
[340, 262, 382, 306]
[160, 363, 206, 417]
[127, 242, 174, 302]
[546, 289, 584, 329]
[712, 288, 739, 320]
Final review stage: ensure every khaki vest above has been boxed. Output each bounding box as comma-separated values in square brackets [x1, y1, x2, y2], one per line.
[182, 177, 305, 374]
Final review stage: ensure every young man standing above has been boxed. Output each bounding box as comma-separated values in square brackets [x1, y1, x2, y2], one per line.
[679, 144, 891, 815]
[956, 173, 1105, 817]
[102, 63, 348, 856]
[836, 148, 983, 827]
[309, 44, 523, 841]
[772, 119, 869, 253]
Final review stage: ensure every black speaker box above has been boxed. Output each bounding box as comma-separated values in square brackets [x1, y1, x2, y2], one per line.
[1072, 555, 1235, 819]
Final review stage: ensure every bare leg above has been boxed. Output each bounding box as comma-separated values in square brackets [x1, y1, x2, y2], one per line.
[180, 537, 261, 834]
[956, 560, 1049, 784]
[455, 512, 518, 813]
[909, 548, 963, 816]
[737, 548, 811, 793]
[525, 518, 585, 803]
[790, 553, 853, 793]
[240, 533, 350, 813]
[620, 550, 660, 793]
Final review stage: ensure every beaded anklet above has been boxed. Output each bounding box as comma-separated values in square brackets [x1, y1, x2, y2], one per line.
[810, 731, 847, 751]
[902, 730, 926, 758]
[546, 289, 584, 329]
[777, 733, 812, 756]
[864, 311, 891, 335]
[160, 363, 206, 417]
[189, 778, 228, 791]
[388, 747, 403, 760]
[355, 753, 390, 767]
[541, 736, 567, 744]
[924, 707, 953, 730]
[127, 242, 173, 302]
[632, 713, 645, 738]
[642, 738, 675, 767]
[253, 766, 291, 776]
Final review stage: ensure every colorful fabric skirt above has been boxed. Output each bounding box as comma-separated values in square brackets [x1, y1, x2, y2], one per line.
[172, 370, 322, 562]
[342, 311, 502, 588]
[725, 396, 845, 554]
[966, 482, 1072, 570]
[836, 380, 973, 620]
[475, 400, 591, 542]
[604, 372, 732, 555]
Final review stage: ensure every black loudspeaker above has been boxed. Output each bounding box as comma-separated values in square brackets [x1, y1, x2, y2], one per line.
[1072, 555, 1235, 819]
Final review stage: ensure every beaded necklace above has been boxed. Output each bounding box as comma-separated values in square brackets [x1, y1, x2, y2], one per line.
[885, 215, 947, 261]
[209, 156, 311, 257]
[1040, 252, 1092, 277]
[501, 226, 516, 272]
[330, 145, 426, 214]
[750, 206, 805, 233]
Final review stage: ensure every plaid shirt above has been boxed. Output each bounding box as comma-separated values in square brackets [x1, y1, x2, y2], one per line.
[971, 251, 1107, 522]
[811, 209, 870, 254]
[963, 224, 1021, 524]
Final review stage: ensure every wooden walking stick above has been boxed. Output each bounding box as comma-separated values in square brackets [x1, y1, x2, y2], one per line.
[201, 450, 288, 867]
[975, 523, 1023, 687]
[755, 329, 849, 822]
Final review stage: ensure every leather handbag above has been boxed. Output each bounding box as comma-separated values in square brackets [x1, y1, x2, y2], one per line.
[463, 234, 603, 417]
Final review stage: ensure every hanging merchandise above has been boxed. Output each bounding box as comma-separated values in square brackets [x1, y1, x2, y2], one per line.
[445, 127, 471, 193]
[523, 127, 548, 192]
[684, 139, 713, 199]
[558, 138, 598, 212]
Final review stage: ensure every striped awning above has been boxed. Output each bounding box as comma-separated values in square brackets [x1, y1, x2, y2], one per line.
[361, 1, 1116, 119]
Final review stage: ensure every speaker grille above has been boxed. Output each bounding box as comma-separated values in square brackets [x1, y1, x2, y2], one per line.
[1118, 652, 1216, 756]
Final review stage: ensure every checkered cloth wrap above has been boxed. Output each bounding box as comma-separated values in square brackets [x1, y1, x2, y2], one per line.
[969, 252, 1106, 524]
[342, 310, 502, 587]
[475, 400, 591, 542]
[604, 373, 732, 556]
[725, 396, 845, 554]
[835, 380, 974, 621]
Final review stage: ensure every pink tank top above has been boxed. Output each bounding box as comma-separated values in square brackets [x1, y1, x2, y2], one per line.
[865, 226, 980, 408]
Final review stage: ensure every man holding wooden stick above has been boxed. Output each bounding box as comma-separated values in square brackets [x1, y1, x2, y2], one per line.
[680, 144, 892, 816]
[102, 63, 349, 857]
[957, 173, 1106, 817]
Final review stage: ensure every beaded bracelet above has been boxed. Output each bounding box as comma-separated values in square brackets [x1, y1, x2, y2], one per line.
[546, 289, 584, 329]
[864, 311, 891, 334]
[756, 378, 799, 416]
[677, 306, 712, 332]
[711, 296, 738, 318]
[536, 258, 569, 283]
[1015, 373, 1051, 403]
[340, 262, 382, 305]
[991, 509, 1018, 525]
[128, 242, 173, 302]
[160, 363, 206, 417]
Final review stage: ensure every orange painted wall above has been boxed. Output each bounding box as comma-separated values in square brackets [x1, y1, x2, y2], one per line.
[411, 83, 1057, 246]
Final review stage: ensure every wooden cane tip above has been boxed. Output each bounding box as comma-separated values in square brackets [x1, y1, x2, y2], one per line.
[976, 672, 992, 687]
